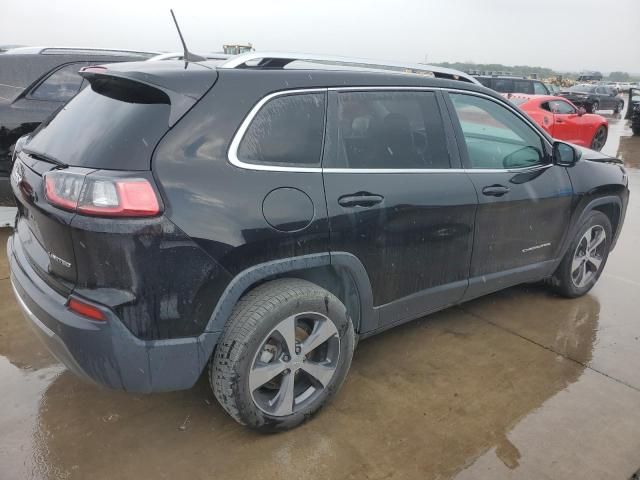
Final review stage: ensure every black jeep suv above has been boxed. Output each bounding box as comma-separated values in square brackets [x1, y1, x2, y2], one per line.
[0, 47, 156, 205]
[7, 53, 629, 431]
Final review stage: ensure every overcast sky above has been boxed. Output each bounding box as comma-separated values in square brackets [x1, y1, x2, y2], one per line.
[1, 0, 637, 73]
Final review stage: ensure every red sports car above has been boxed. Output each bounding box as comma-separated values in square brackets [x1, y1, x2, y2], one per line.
[508, 94, 609, 151]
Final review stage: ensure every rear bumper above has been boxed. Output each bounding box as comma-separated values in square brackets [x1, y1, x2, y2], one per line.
[8, 233, 220, 393]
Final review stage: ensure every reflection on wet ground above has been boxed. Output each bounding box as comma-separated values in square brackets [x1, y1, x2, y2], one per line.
[1, 111, 639, 479]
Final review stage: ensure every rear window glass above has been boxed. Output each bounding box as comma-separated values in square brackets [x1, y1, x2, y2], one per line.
[25, 77, 171, 170]
[237, 93, 326, 167]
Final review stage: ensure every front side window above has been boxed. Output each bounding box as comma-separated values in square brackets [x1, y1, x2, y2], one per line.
[237, 93, 326, 167]
[328, 91, 450, 169]
[533, 82, 548, 95]
[450, 93, 545, 170]
[546, 100, 577, 114]
[30, 63, 86, 102]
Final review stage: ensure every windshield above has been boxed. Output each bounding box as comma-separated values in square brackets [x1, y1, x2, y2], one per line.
[569, 85, 596, 93]
[25, 77, 171, 170]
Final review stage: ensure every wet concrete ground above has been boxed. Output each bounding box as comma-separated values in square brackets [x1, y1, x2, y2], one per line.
[1, 110, 639, 480]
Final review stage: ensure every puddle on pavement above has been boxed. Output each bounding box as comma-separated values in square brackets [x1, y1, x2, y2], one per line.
[3, 300, 638, 480]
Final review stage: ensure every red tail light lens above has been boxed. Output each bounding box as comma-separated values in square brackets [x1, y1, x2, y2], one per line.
[44, 171, 160, 217]
[44, 171, 86, 211]
[68, 297, 106, 321]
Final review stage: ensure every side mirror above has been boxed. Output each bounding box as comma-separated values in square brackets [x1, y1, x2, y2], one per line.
[577, 106, 587, 116]
[553, 141, 580, 167]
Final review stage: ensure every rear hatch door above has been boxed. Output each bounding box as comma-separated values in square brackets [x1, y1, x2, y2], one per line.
[10, 60, 217, 295]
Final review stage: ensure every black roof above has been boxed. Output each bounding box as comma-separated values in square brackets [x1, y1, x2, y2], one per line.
[210, 66, 496, 99]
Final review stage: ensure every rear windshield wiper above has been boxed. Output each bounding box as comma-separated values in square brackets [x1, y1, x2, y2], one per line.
[22, 149, 69, 169]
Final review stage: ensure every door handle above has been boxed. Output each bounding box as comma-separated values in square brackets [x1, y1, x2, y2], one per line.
[338, 192, 384, 208]
[482, 185, 511, 197]
[556, 118, 565, 123]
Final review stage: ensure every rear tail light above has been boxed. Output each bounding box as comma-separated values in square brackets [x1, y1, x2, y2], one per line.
[67, 297, 107, 321]
[44, 170, 160, 217]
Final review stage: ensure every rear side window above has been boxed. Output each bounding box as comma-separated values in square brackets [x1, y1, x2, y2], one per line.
[327, 91, 450, 169]
[25, 76, 171, 170]
[513, 80, 533, 94]
[493, 79, 514, 93]
[237, 93, 326, 167]
[30, 63, 86, 102]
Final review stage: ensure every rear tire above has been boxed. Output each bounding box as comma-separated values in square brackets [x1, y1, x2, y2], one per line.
[613, 101, 623, 114]
[549, 211, 612, 298]
[211, 278, 355, 432]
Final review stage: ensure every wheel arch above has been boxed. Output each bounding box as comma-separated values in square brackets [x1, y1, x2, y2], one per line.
[562, 196, 623, 256]
[592, 201, 621, 242]
[204, 253, 376, 337]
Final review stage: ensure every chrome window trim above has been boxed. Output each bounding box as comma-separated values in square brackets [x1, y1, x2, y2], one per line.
[227, 87, 554, 174]
[228, 88, 327, 173]
[323, 164, 553, 175]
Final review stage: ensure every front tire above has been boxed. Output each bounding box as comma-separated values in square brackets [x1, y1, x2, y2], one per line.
[590, 126, 607, 151]
[589, 101, 599, 113]
[211, 278, 355, 432]
[550, 211, 612, 298]
[613, 101, 623, 114]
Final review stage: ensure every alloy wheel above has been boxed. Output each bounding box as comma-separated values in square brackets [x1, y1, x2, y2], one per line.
[591, 127, 607, 151]
[571, 225, 606, 288]
[249, 312, 340, 416]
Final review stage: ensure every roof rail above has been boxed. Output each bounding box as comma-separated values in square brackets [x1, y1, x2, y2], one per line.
[219, 52, 480, 85]
[4, 46, 159, 57]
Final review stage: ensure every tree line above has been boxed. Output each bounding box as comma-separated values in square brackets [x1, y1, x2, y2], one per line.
[433, 62, 638, 81]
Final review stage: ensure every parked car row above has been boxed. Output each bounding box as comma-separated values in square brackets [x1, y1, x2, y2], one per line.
[631, 88, 640, 135]
[7, 52, 629, 431]
[608, 81, 636, 93]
